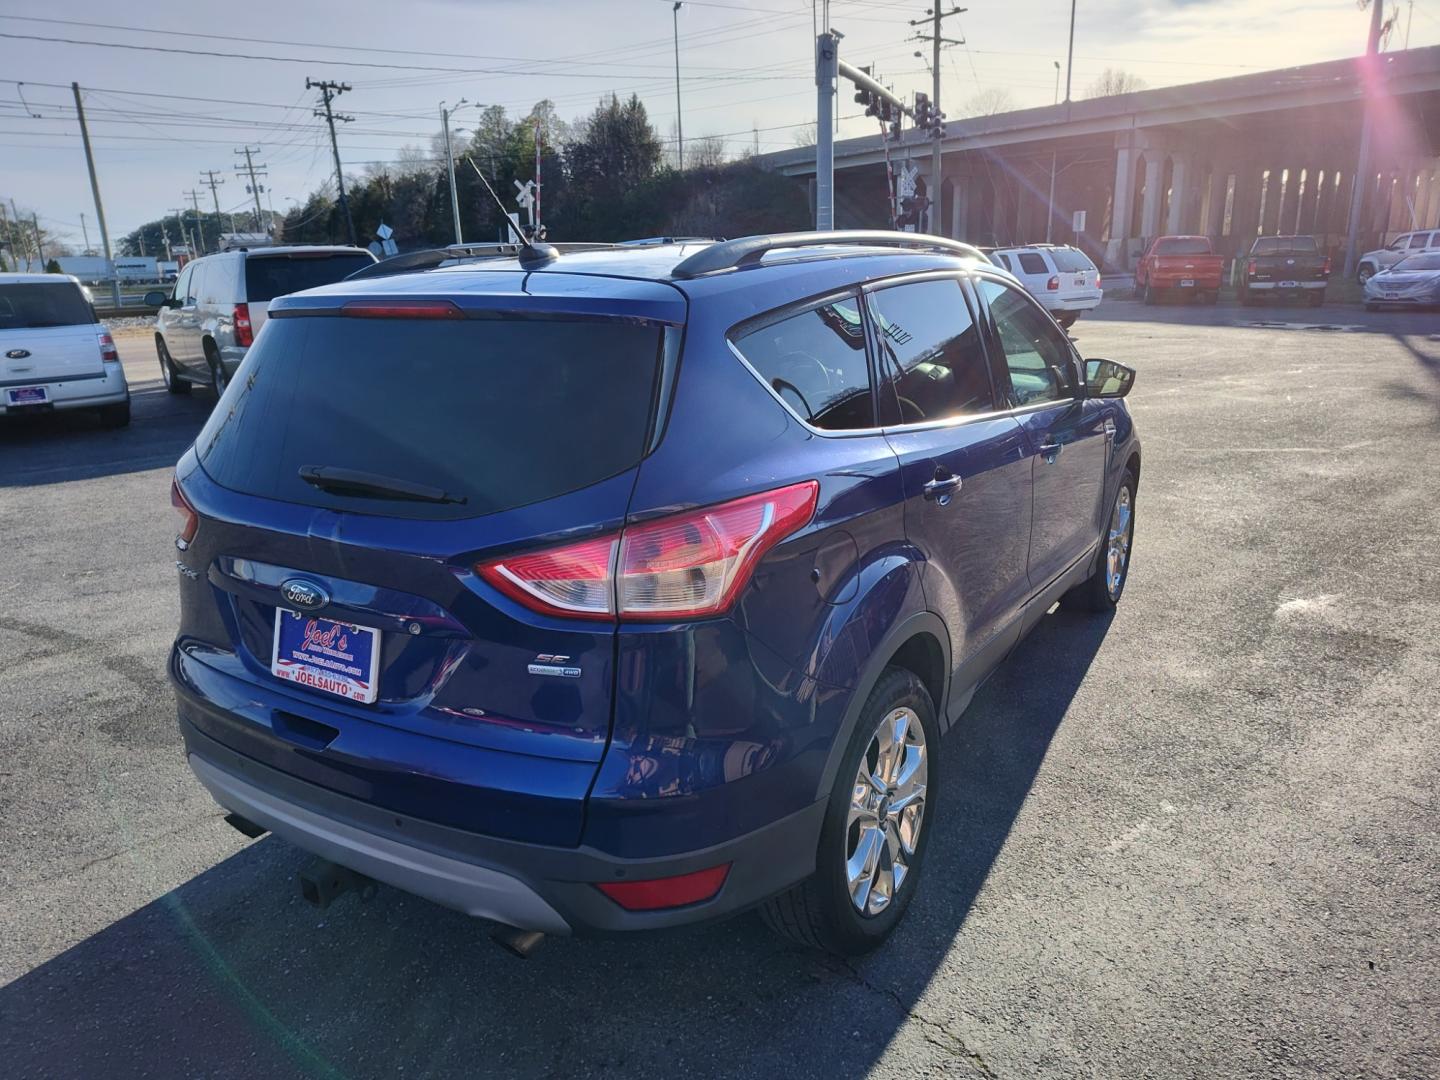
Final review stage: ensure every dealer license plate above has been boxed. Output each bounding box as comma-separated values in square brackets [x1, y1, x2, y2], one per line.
[272, 610, 381, 703]
[1279, 280, 1299, 288]
[6, 386, 48, 405]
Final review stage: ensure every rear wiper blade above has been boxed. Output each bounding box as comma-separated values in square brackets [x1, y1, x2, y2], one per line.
[298, 466, 466, 505]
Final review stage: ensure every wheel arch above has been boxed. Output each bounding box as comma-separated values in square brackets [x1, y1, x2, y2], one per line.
[814, 610, 952, 802]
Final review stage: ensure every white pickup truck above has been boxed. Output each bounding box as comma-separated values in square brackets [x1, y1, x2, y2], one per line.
[0, 273, 130, 426]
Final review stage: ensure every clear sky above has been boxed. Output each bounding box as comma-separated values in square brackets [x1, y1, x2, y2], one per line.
[0, 0, 1429, 249]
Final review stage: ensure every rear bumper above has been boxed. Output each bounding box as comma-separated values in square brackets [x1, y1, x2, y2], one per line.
[1246, 280, 1326, 291]
[1044, 295, 1103, 313]
[178, 712, 827, 935]
[0, 363, 128, 415]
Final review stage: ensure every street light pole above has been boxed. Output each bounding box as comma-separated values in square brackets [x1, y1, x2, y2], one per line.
[672, 3, 685, 169]
[1343, 0, 1387, 279]
[1064, 0, 1077, 103]
[1053, 60, 1061, 105]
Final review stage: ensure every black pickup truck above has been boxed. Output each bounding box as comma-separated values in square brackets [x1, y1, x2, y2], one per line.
[1241, 235, 1330, 306]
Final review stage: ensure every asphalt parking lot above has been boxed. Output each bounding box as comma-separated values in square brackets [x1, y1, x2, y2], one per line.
[2, 302, 1438, 1079]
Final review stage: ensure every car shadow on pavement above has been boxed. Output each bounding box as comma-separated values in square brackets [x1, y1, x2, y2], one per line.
[0, 383, 213, 488]
[0, 607, 1112, 1080]
[1386, 332, 1440, 421]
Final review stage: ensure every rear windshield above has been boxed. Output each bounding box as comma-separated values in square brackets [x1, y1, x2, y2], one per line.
[243, 254, 376, 302]
[1153, 238, 1212, 256]
[195, 315, 664, 520]
[0, 282, 95, 329]
[1048, 248, 1096, 272]
[1252, 236, 1318, 255]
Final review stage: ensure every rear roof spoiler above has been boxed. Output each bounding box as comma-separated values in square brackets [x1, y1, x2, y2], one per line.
[669, 231, 990, 279]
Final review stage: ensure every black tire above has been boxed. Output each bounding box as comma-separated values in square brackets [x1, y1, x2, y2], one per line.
[760, 667, 940, 956]
[205, 343, 229, 397]
[1142, 283, 1156, 305]
[98, 397, 131, 428]
[1063, 467, 1137, 613]
[157, 337, 189, 395]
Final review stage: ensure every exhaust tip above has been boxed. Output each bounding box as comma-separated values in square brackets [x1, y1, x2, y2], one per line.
[491, 927, 546, 959]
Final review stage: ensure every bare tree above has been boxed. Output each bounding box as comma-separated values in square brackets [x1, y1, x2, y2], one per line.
[1084, 68, 1148, 99]
[792, 123, 817, 148]
[956, 87, 1017, 117]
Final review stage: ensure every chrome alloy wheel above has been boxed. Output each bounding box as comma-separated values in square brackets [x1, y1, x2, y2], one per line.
[846, 706, 928, 917]
[1106, 485, 1134, 599]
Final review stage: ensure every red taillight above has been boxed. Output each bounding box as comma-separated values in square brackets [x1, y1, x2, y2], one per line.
[595, 864, 730, 911]
[340, 300, 464, 320]
[479, 535, 618, 620]
[1046, 275, 1060, 291]
[171, 478, 199, 549]
[1320, 256, 1332, 276]
[233, 303, 253, 347]
[476, 481, 820, 622]
[98, 331, 118, 363]
[1095, 274, 1102, 289]
[1247, 259, 1257, 276]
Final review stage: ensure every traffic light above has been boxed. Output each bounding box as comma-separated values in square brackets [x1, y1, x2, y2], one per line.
[914, 92, 931, 129]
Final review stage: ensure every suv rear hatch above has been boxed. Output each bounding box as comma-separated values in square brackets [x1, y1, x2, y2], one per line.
[1047, 247, 1100, 302]
[172, 273, 684, 846]
[241, 250, 377, 334]
[0, 280, 105, 384]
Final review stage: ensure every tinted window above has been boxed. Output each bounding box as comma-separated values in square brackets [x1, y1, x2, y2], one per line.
[869, 278, 993, 423]
[0, 282, 95, 329]
[1049, 247, 1096, 272]
[1408, 234, 1428, 249]
[244, 254, 377, 302]
[174, 264, 193, 303]
[195, 316, 663, 520]
[1252, 236, 1318, 255]
[734, 296, 874, 430]
[1153, 237, 1212, 256]
[997, 253, 1014, 271]
[1018, 253, 1049, 275]
[979, 279, 1075, 406]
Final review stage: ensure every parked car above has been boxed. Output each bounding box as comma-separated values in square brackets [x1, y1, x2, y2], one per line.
[988, 244, 1103, 328]
[168, 231, 1140, 956]
[0, 273, 130, 426]
[1135, 235, 1224, 304]
[1363, 250, 1440, 309]
[1240, 235, 1330, 306]
[1356, 229, 1440, 284]
[147, 245, 376, 396]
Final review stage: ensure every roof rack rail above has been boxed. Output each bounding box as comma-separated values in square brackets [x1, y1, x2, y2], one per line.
[346, 241, 622, 281]
[670, 230, 989, 279]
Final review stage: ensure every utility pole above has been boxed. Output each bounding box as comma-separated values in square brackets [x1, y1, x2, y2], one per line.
[440, 100, 469, 244]
[233, 146, 267, 231]
[1047, 1, 1079, 243]
[910, 6, 965, 233]
[80, 211, 91, 254]
[307, 78, 357, 246]
[169, 208, 192, 260]
[31, 213, 45, 269]
[199, 168, 226, 238]
[815, 31, 838, 229]
[161, 222, 172, 261]
[672, 2, 685, 169]
[1064, 0, 1077, 103]
[534, 117, 543, 236]
[1343, 0, 1388, 279]
[184, 188, 207, 254]
[10, 199, 30, 268]
[71, 82, 120, 305]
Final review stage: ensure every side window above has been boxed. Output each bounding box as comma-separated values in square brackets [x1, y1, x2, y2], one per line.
[733, 295, 875, 431]
[1017, 252, 1049, 276]
[997, 253, 1014, 272]
[978, 279, 1076, 407]
[868, 278, 994, 424]
[1406, 234, 1425, 250]
[1428, 233, 1440, 248]
[174, 264, 193, 304]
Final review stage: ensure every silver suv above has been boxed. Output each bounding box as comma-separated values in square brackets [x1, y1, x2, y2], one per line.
[147, 246, 375, 396]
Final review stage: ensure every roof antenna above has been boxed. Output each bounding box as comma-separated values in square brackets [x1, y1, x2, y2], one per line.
[463, 156, 557, 268]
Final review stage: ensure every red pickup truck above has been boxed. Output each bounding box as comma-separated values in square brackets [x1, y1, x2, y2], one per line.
[1136, 235, 1225, 305]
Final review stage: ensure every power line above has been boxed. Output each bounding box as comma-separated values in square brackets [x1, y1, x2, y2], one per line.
[307, 79, 357, 246]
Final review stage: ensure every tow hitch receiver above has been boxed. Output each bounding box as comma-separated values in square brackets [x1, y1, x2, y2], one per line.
[298, 857, 377, 909]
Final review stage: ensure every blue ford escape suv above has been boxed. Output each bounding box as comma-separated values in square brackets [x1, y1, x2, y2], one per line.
[169, 231, 1140, 956]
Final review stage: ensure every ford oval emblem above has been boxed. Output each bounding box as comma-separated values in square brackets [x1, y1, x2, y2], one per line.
[5, 349, 31, 360]
[280, 578, 329, 609]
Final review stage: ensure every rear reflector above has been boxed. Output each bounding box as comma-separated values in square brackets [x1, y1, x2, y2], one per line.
[595, 864, 730, 911]
[171, 478, 199, 550]
[233, 303, 254, 347]
[475, 481, 819, 622]
[98, 331, 118, 363]
[341, 300, 464, 320]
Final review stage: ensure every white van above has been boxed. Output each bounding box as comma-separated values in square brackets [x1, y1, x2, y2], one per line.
[149, 246, 375, 396]
[0, 273, 130, 426]
[988, 244, 1103, 328]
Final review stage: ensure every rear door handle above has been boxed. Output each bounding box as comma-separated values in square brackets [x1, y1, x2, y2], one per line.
[922, 472, 963, 501]
[1038, 440, 1063, 462]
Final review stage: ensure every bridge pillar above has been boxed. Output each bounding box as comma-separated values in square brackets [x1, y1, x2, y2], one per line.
[1140, 154, 1164, 238]
[1167, 154, 1191, 233]
[1104, 140, 1137, 270]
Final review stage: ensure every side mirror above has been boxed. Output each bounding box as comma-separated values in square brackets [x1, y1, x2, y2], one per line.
[143, 290, 168, 307]
[1085, 358, 1136, 399]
